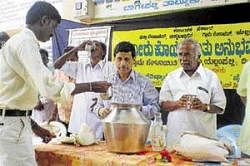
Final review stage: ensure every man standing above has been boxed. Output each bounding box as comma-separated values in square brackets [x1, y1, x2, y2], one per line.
[0, 1, 110, 166]
[94, 41, 160, 120]
[159, 38, 226, 149]
[54, 41, 116, 140]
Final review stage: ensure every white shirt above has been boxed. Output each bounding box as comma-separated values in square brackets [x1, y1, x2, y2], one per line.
[0, 28, 75, 110]
[67, 60, 116, 139]
[159, 64, 226, 149]
[237, 62, 250, 154]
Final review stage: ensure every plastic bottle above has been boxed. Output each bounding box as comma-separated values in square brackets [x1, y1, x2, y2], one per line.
[151, 112, 166, 151]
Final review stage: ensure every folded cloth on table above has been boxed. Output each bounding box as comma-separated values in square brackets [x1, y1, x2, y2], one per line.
[174, 132, 229, 162]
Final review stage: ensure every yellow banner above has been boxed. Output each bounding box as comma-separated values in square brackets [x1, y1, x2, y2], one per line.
[112, 23, 250, 89]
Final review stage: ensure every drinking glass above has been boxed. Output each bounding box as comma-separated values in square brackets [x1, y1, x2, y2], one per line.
[185, 95, 196, 111]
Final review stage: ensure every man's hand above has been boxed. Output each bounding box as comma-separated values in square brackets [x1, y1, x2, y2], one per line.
[190, 97, 206, 111]
[178, 95, 190, 108]
[33, 125, 55, 143]
[31, 119, 55, 143]
[98, 108, 111, 118]
[92, 81, 112, 93]
[161, 95, 188, 112]
[75, 40, 92, 51]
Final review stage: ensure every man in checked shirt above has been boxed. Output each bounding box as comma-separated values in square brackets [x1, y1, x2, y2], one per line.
[93, 41, 160, 120]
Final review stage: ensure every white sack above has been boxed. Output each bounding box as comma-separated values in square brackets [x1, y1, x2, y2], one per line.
[174, 133, 229, 162]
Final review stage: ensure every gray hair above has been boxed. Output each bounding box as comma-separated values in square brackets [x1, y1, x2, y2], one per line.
[177, 38, 201, 59]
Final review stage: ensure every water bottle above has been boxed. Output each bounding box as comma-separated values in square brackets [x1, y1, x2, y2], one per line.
[151, 112, 166, 151]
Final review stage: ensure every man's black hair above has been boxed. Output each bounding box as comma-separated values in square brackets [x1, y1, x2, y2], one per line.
[99, 42, 107, 59]
[92, 41, 107, 60]
[113, 41, 136, 58]
[0, 31, 10, 49]
[26, 1, 61, 25]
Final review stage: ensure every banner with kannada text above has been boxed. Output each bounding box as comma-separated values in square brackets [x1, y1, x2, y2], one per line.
[112, 22, 250, 89]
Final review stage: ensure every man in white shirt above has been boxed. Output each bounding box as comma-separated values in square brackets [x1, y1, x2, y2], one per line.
[159, 38, 226, 150]
[0, 2, 111, 166]
[54, 41, 116, 140]
[94, 41, 160, 120]
[53, 46, 78, 135]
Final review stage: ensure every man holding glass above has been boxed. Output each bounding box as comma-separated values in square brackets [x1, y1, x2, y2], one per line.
[159, 38, 226, 150]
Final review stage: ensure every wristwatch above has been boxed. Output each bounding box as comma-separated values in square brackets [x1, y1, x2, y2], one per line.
[204, 104, 210, 112]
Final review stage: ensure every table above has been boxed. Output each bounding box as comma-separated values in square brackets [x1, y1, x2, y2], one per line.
[35, 143, 247, 166]
[35, 142, 194, 166]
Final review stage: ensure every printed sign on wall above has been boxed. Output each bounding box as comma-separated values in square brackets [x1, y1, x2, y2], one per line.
[68, 26, 111, 63]
[112, 22, 250, 89]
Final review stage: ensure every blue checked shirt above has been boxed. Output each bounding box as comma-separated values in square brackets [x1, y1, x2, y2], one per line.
[93, 70, 160, 119]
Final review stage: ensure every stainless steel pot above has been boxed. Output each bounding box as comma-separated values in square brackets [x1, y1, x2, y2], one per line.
[103, 103, 150, 153]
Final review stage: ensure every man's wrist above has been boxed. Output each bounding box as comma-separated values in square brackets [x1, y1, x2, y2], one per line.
[30, 119, 39, 130]
[174, 101, 182, 110]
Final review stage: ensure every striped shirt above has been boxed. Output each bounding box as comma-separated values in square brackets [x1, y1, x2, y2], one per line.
[94, 70, 160, 119]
